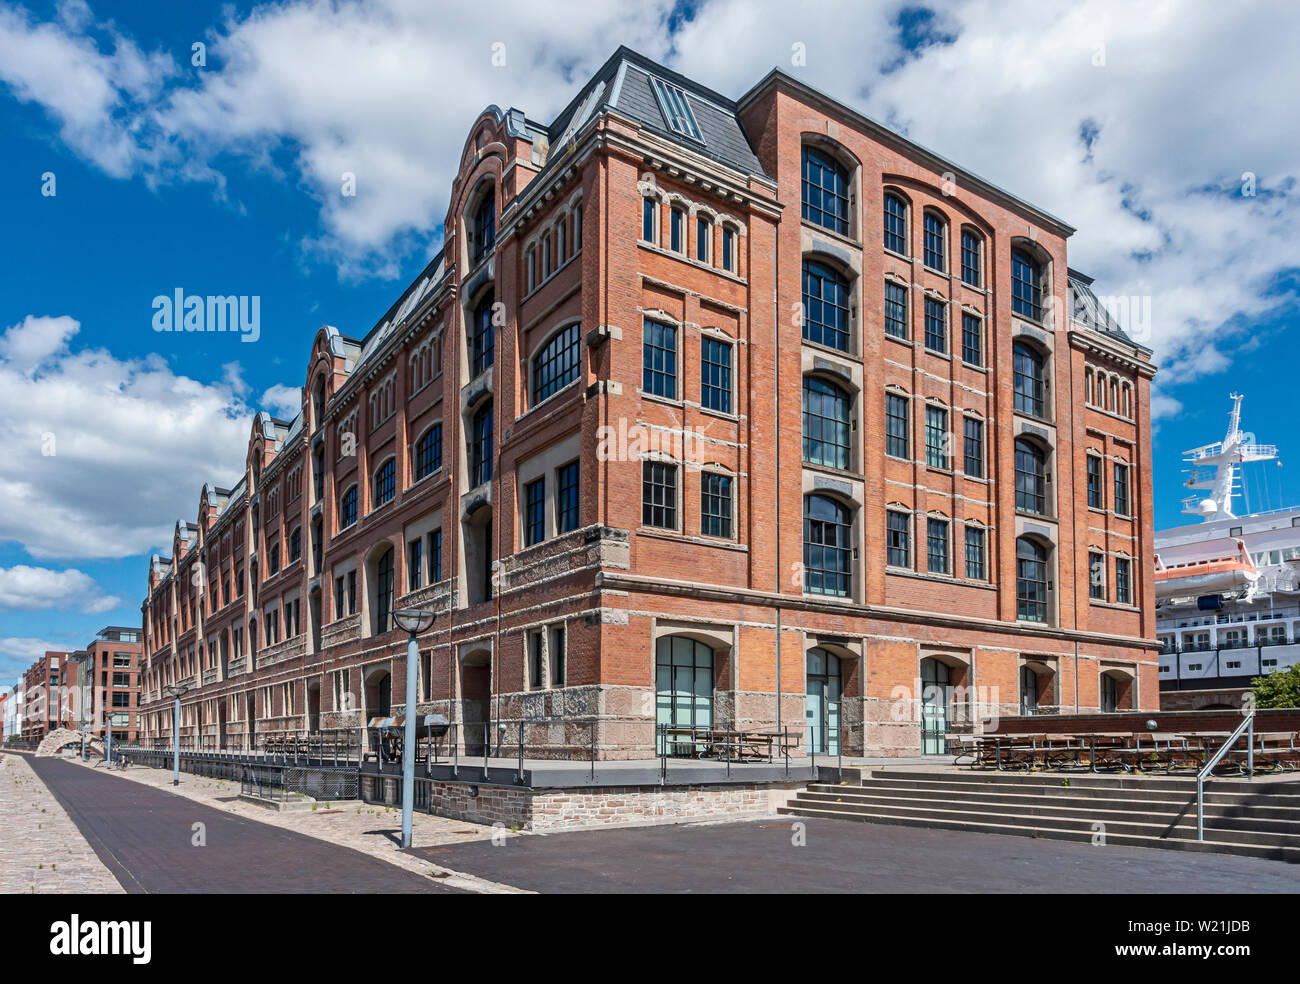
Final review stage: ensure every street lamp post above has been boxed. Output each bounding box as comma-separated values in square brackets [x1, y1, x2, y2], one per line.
[390, 607, 435, 849]
[105, 711, 113, 769]
[162, 684, 189, 786]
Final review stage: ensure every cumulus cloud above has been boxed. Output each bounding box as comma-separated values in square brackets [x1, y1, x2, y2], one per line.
[0, 314, 259, 559]
[0, 564, 121, 613]
[0, 636, 62, 685]
[260, 383, 303, 420]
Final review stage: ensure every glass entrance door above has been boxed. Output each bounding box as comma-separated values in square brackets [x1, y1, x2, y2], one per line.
[1019, 665, 1039, 716]
[655, 637, 715, 755]
[920, 658, 951, 755]
[805, 648, 842, 754]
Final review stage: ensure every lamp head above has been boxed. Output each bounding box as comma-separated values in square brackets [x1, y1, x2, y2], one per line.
[391, 607, 436, 634]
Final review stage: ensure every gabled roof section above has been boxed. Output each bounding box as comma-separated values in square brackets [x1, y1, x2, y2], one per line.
[348, 249, 449, 380]
[1068, 268, 1151, 354]
[548, 46, 766, 179]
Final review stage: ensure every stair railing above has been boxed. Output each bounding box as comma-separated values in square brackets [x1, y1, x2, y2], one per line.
[1196, 710, 1254, 842]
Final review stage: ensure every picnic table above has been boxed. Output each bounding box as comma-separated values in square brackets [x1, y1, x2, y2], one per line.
[659, 727, 799, 762]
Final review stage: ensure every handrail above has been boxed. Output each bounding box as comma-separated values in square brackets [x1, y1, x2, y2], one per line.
[1196, 710, 1254, 841]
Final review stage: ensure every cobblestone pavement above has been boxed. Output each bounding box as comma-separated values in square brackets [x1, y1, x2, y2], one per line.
[58, 756, 526, 893]
[0, 752, 123, 894]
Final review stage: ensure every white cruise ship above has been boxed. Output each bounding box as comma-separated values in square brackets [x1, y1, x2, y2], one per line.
[1154, 395, 1300, 708]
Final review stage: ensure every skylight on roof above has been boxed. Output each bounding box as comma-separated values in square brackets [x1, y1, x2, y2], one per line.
[651, 77, 702, 142]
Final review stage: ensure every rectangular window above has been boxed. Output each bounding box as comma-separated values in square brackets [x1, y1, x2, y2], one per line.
[670, 208, 684, 253]
[1114, 463, 1131, 516]
[1089, 551, 1106, 600]
[700, 337, 732, 413]
[1115, 557, 1132, 604]
[701, 473, 733, 539]
[642, 198, 656, 243]
[549, 625, 566, 686]
[961, 312, 982, 366]
[925, 406, 949, 469]
[429, 529, 442, 583]
[721, 228, 734, 271]
[642, 319, 677, 399]
[696, 216, 710, 262]
[884, 281, 908, 340]
[887, 511, 910, 568]
[924, 297, 946, 354]
[408, 538, 423, 592]
[556, 461, 580, 534]
[642, 461, 678, 530]
[926, 518, 950, 574]
[113, 672, 131, 688]
[965, 526, 986, 580]
[923, 213, 946, 272]
[960, 231, 982, 287]
[962, 417, 984, 478]
[885, 393, 909, 459]
[1087, 455, 1104, 509]
[528, 632, 544, 689]
[524, 477, 546, 547]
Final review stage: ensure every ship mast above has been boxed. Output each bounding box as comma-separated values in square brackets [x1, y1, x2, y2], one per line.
[1181, 394, 1279, 521]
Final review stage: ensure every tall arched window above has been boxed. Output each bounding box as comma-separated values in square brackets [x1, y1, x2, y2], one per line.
[413, 423, 442, 481]
[339, 485, 358, 530]
[802, 259, 850, 352]
[883, 192, 907, 254]
[470, 401, 493, 487]
[471, 292, 495, 376]
[804, 494, 852, 597]
[1011, 249, 1043, 320]
[1012, 342, 1046, 418]
[471, 191, 495, 265]
[1016, 537, 1049, 623]
[923, 211, 947, 272]
[532, 322, 581, 404]
[374, 547, 393, 634]
[1014, 438, 1047, 514]
[802, 377, 851, 470]
[960, 229, 983, 287]
[801, 146, 850, 236]
[654, 636, 715, 752]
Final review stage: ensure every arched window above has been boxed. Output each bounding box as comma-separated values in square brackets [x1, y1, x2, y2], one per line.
[802, 377, 851, 470]
[1012, 342, 1046, 418]
[1016, 537, 1049, 623]
[339, 485, 358, 530]
[532, 322, 581, 404]
[288, 527, 301, 563]
[525, 245, 536, 291]
[414, 423, 442, 481]
[471, 292, 495, 377]
[654, 636, 715, 750]
[804, 494, 852, 597]
[801, 146, 850, 236]
[883, 192, 908, 254]
[802, 259, 851, 352]
[471, 191, 495, 265]
[470, 402, 493, 487]
[373, 457, 395, 507]
[923, 210, 947, 272]
[960, 229, 983, 287]
[1084, 367, 1094, 405]
[1011, 249, 1043, 320]
[1014, 438, 1047, 515]
[375, 548, 394, 634]
[312, 375, 325, 430]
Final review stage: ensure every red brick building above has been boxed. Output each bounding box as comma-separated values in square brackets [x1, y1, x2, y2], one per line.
[139, 48, 1157, 759]
[76, 627, 145, 744]
[20, 651, 74, 743]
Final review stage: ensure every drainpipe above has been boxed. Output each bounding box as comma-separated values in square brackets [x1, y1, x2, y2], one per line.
[773, 218, 782, 736]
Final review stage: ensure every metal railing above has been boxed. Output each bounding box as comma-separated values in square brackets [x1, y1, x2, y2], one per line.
[240, 763, 358, 802]
[1197, 710, 1254, 842]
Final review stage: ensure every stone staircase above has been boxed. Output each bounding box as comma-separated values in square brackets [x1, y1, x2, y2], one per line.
[779, 769, 1300, 861]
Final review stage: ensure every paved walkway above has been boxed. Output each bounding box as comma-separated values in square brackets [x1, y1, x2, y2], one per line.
[25, 756, 462, 893]
[0, 752, 122, 894]
[422, 815, 1300, 893]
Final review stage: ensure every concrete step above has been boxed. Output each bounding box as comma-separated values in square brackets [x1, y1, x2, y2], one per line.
[856, 774, 1300, 806]
[865, 767, 1300, 796]
[777, 803, 1300, 862]
[793, 789, 1300, 840]
[804, 784, 1300, 825]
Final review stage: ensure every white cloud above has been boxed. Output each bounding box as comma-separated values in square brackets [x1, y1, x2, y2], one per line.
[0, 636, 61, 685]
[0, 564, 120, 613]
[260, 383, 302, 421]
[0, 314, 260, 559]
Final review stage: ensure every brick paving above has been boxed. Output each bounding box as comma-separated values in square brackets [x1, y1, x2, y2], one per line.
[56, 756, 526, 893]
[0, 752, 122, 894]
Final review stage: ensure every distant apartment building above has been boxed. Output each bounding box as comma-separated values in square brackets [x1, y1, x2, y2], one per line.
[139, 47, 1158, 760]
[20, 651, 74, 743]
[77, 627, 145, 744]
[0, 689, 13, 740]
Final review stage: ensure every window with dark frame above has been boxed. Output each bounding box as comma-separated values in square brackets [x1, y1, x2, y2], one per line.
[885, 392, 909, 459]
[701, 473, 733, 539]
[1011, 249, 1043, 321]
[642, 460, 677, 530]
[1087, 454, 1104, 509]
[923, 212, 947, 271]
[701, 336, 732, 413]
[802, 259, 851, 352]
[1114, 463, 1131, 516]
[924, 296, 946, 353]
[532, 322, 581, 404]
[1012, 341, 1046, 418]
[803, 377, 852, 470]
[927, 517, 949, 574]
[524, 476, 546, 546]
[373, 458, 395, 507]
[801, 146, 850, 236]
[1016, 537, 1049, 622]
[556, 460, 579, 534]
[414, 423, 442, 481]
[408, 538, 423, 592]
[1015, 438, 1047, 514]
[925, 405, 949, 469]
[642, 319, 677, 399]
[470, 402, 493, 487]
[960, 230, 982, 287]
[884, 280, 908, 340]
[963, 417, 984, 478]
[887, 511, 910, 567]
[642, 197, 656, 243]
[883, 192, 907, 254]
[1115, 557, 1132, 604]
[550, 625, 566, 686]
[339, 486, 357, 529]
[804, 494, 852, 597]
[1089, 551, 1106, 600]
[471, 292, 495, 377]
[965, 525, 986, 579]
[961, 312, 982, 366]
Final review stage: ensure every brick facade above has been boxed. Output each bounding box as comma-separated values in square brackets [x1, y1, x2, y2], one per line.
[139, 47, 1158, 761]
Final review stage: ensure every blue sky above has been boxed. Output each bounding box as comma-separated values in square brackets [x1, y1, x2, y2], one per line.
[1, 0, 1297, 686]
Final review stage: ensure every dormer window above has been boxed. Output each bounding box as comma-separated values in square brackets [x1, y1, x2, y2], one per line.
[651, 77, 702, 141]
